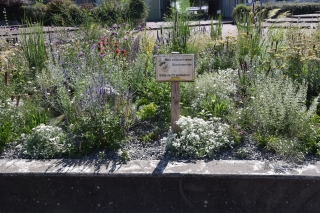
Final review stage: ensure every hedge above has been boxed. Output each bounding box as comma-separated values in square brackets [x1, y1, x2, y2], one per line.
[3, 0, 149, 27]
[262, 2, 320, 18]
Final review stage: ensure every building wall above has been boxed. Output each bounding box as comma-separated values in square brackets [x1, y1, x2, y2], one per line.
[222, 0, 236, 18]
[145, 0, 241, 21]
[146, 0, 162, 21]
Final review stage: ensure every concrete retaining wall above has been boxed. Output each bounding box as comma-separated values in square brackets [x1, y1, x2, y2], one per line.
[1, 160, 320, 213]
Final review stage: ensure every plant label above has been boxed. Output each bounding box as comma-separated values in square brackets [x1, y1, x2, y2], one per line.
[155, 54, 194, 82]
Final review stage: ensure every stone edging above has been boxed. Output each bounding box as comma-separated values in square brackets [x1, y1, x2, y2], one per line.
[1, 159, 320, 177]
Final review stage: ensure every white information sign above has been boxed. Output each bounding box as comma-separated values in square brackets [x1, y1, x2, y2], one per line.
[155, 54, 195, 82]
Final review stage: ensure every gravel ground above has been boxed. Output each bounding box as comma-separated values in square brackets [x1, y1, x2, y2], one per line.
[2, 120, 320, 171]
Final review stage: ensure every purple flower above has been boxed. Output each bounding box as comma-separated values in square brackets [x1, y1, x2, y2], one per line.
[77, 51, 84, 58]
[91, 43, 97, 49]
[121, 117, 125, 128]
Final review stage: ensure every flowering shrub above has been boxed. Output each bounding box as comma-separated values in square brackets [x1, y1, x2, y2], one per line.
[18, 124, 68, 159]
[164, 116, 234, 158]
[182, 69, 238, 118]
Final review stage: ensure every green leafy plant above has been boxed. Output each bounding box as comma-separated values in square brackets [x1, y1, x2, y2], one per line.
[210, 14, 222, 40]
[138, 130, 159, 146]
[20, 19, 47, 77]
[0, 121, 12, 152]
[21, 101, 48, 134]
[200, 94, 229, 119]
[119, 150, 130, 162]
[136, 102, 157, 121]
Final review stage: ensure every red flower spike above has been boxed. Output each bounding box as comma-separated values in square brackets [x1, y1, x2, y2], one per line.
[121, 50, 127, 57]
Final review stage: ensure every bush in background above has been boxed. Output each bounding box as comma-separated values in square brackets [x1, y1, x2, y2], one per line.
[262, 2, 320, 18]
[231, 3, 251, 23]
[45, 0, 86, 26]
[25, 0, 148, 27]
[128, 0, 149, 26]
[23, 1, 48, 22]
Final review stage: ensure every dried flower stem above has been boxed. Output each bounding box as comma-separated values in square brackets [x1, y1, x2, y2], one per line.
[4, 71, 8, 86]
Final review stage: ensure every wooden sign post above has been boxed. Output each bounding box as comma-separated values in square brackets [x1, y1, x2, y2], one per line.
[155, 53, 194, 133]
[171, 81, 180, 133]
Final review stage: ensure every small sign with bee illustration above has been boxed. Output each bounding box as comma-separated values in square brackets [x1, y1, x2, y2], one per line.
[155, 54, 194, 82]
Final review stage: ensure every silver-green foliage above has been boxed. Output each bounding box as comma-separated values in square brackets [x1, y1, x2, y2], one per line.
[236, 72, 319, 159]
[18, 124, 68, 159]
[247, 72, 318, 136]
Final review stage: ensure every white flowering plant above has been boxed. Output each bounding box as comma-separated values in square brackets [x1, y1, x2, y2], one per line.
[164, 116, 234, 158]
[18, 124, 69, 159]
[182, 69, 238, 119]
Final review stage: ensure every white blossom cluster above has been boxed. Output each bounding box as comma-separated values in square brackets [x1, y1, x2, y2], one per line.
[164, 116, 234, 158]
[17, 124, 67, 159]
